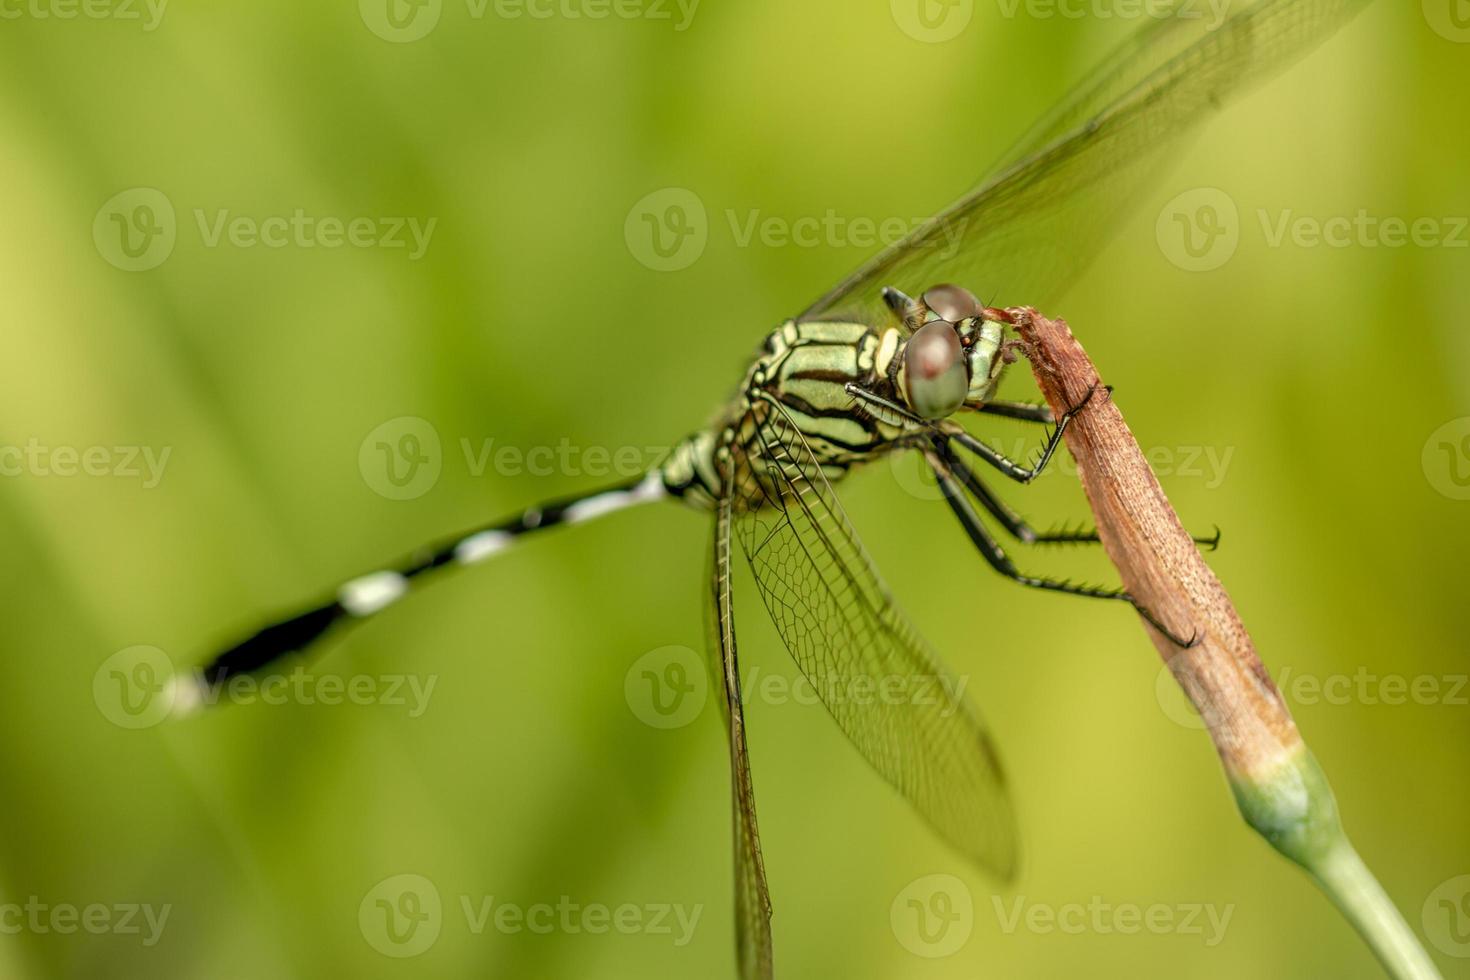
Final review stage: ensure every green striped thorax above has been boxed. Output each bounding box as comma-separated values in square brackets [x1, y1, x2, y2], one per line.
[894, 284, 1008, 420]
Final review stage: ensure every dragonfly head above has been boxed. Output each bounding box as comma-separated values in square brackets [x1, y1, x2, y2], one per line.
[897, 284, 1009, 420]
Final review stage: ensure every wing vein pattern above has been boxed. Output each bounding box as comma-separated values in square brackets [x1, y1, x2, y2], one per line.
[709, 495, 775, 980]
[802, 0, 1373, 324]
[732, 400, 1017, 877]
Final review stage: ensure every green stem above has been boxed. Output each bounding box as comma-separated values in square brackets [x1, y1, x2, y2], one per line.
[1311, 841, 1442, 980]
[1231, 748, 1442, 980]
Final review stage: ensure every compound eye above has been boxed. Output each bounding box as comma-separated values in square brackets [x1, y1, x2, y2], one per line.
[903, 320, 968, 420]
[923, 284, 984, 323]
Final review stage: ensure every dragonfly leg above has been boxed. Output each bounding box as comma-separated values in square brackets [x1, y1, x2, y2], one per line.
[937, 439, 1220, 550]
[978, 400, 1054, 425]
[948, 384, 1101, 484]
[936, 439, 1101, 546]
[925, 449, 1198, 648]
[844, 383, 927, 428]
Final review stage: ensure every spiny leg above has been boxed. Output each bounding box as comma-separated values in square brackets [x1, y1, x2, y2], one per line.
[924, 449, 1197, 647]
[844, 381, 1066, 450]
[936, 439, 1221, 550]
[978, 400, 1054, 425]
[936, 439, 1101, 546]
[948, 384, 1103, 484]
[844, 380, 1218, 550]
[183, 473, 667, 701]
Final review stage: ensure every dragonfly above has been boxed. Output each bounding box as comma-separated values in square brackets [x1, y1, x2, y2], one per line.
[183, 1, 1371, 976]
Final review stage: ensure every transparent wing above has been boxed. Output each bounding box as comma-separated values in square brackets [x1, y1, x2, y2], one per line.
[707, 497, 774, 980]
[801, 0, 1372, 323]
[732, 400, 1017, 877]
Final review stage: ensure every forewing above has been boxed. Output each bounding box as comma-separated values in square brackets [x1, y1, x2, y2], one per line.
[707, 498, 774, 980]
[801, 0, 1372, 324]
[732, 400, 1017, 878]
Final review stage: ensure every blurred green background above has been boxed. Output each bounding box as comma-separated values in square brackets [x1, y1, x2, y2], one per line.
[1, 1, 1467, 978]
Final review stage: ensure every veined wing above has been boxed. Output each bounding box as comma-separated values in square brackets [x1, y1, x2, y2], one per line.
[732, 397, 1017, 877]
[802, 0, 1373, 324]
[707, 496, 774, 980]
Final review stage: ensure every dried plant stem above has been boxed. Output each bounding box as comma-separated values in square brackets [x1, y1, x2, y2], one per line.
[1012, 309, 1441, 980]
